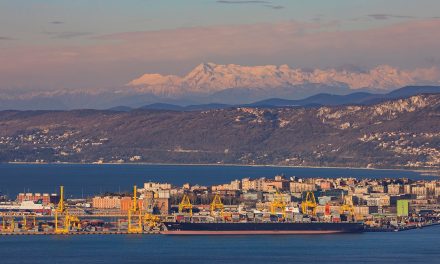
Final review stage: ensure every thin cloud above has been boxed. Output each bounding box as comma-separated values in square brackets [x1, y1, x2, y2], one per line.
[49, 21, 64, 25]
[217, 0, 284, 9]
[0, 36, 14, 40]
[44, 31, 93, 39]
[217, 0, 270, 3]
[3, 19, 440, 91]
[425, 56, 440, 66]
[93, 19, 440, 68]
[368, 14, 415, 20]
[264, 4, 284, 9]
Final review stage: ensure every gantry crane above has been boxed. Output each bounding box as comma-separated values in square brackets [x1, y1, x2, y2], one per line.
[270, 190, 286, 218]
[143, 213, 161, 229]
[22, 214, 37, 231]
[55, 186, 80, 234]
[54, 185, 67, 233]
[210, 193, 224, 217]
[301, 191, 317, 216]
[127, 185, 143, 233]
[1, 215, 15, 233]
[178, 194, 193, 217]
[340, 193, 355, 220]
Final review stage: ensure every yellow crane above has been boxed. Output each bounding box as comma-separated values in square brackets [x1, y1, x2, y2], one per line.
[178, 194, 193, 217]
[270, 190, 286, 218]
[22, 215, 37, 231]
[301, 191, 317, 216]
[210, 193, 224, 217]
[340, 193, 356, 220]
[55, 186, 81, 234]
[67, 214, 81, 229]
[127, 185, 143, 233]
[143, 213, 161, 229]
[55, 186, 69, 234]
[1, 215, 15, 233]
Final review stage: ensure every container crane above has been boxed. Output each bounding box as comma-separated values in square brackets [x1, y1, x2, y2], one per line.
[22, 214, 37, 231]
[54, 185, 66, 233]
[210, 193, 224, 217]
[127, 185, 143, 233]
[301, 191, 317, 216]
[340, 193, 356, 220]
[55, 186, 80, 234]
[143, 213, 161, 229]
[1, 215, 15, 233]
[270, 190, 286, 218]
[178, 194, 193, 217]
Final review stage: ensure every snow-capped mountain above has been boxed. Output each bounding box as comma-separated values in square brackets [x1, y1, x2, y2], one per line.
[1, 63, 439, 110]
[128, 63, 440, 96]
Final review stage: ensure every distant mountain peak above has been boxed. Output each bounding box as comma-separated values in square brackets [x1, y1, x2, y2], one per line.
[2, 65, 440, 111]
[128, 63, 440, 97]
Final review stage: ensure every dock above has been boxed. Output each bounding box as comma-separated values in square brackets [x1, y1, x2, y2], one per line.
[0, 230, 161, 236]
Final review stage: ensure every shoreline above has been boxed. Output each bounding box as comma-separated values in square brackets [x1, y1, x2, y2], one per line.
[4, 161, 439, 176]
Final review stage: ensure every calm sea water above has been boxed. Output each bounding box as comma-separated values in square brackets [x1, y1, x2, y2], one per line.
[0, 225, 439, 263]
[0, 163, 434, 197]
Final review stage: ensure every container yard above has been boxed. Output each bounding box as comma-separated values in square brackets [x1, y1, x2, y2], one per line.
[1, 175, 440, 235]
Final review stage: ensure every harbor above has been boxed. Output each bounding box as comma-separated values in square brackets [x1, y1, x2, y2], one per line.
[1, 173, 440, 236]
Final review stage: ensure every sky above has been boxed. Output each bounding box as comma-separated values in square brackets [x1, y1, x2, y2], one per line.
[1, 0, 440, 93]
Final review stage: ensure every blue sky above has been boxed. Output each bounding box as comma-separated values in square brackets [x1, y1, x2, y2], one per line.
[0, 0, 440, 91]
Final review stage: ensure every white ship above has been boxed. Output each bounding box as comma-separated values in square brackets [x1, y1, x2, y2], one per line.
[0, 200, 52, 214]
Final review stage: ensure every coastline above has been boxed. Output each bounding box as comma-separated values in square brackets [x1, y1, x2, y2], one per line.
[4, 161, 439, 176]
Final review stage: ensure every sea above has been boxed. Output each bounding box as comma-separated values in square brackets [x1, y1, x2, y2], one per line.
[0, 163, 438, 263]
[0, 226, 439, 263]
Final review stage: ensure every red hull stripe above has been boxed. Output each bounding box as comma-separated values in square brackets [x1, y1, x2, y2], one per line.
[161, 230, 343, 235]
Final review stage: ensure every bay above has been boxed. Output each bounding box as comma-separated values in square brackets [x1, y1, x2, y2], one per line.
[0, 163, 433, 198]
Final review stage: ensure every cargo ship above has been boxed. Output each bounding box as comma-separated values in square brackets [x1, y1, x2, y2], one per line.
[162, 222, 364, 235]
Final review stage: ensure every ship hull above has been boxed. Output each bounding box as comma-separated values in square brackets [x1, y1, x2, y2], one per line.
[162, 222, 364, 235]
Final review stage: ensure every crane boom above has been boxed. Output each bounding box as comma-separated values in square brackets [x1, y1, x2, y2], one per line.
[128, 185, 143, 233]
[178, 194, 193, 216]
[210, 193, 224, 217]
[301, 191, 317, 216]
[270, 190, 286, 218]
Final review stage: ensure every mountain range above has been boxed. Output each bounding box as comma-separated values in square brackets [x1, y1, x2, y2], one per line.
[1, 63, 439, 110]
[129, 63, 440, 93]
[1, 94, 438, 170]
[113, 86, 440, 111]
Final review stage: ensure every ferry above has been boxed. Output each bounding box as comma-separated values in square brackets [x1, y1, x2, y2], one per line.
[0, 200, 52, 214]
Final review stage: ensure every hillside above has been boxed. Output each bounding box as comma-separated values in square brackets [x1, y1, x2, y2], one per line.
[115, 86, 440, 111]
[248, 86, 440, 107]
[0, 94, 439, 170]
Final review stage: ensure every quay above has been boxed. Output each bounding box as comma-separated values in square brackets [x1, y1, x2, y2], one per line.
[0, 230, 160, 236]
[2, 175, 440, 236]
